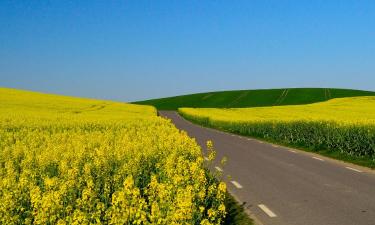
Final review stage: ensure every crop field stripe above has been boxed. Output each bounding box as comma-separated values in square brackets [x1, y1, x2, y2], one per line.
[227, 91, 249, 107]
[279, 88, 289, 104]
[274, 89, 286, 105]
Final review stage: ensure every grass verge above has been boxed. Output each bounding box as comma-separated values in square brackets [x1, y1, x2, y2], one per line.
[181, 113, 375, 169]
[224, 192, 254, 225]
[245, 135, 375, 169]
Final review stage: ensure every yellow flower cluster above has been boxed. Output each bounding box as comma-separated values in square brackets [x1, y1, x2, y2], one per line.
[0, 88, 226, 224]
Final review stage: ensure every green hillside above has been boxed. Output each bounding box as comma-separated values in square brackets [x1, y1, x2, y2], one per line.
[134, 88, 375, 110]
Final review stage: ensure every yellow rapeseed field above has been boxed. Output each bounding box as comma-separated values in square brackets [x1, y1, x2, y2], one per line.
[0, 88, 226, 224]
[179, 97, 375, 125]
[179, 97, 375, 160]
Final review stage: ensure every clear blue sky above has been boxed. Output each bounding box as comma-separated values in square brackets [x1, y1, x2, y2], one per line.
[1, 1, 374, 102]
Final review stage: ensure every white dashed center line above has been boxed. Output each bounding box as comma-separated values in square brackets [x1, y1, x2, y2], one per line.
[204, 157, 209, 161]
[289, 149, 297, 153]
[215, 166, 223, 172]
[230, 181, 243, 189]
[258, 204, 277, 218]
[312, 156, 324, 161]
[346, 167, 362, 173]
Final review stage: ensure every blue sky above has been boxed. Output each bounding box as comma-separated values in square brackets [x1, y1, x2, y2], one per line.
[1, 1, 374, 102]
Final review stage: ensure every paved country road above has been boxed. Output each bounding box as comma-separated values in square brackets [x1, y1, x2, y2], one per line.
[159, 111, 375, 225]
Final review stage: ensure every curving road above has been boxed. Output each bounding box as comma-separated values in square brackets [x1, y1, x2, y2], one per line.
[159, 111, 375, 225]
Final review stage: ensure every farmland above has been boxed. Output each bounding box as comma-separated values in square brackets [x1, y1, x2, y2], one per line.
[135, 88, 375, 110]
[0, 88, 227, 224]
[179, 97, 375, 167]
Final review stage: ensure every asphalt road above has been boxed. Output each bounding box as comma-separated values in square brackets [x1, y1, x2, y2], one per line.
[159, 111, 375, 225]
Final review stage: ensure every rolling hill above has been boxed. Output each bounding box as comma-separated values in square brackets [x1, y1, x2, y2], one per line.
[134, 88, 375, 110]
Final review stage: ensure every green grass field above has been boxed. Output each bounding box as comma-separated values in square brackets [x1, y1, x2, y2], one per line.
[134, 88, 375, 110]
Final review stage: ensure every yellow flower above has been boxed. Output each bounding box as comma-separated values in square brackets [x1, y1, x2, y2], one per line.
[0, 87, 227, 224]
[218, 182, 226, 193]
